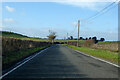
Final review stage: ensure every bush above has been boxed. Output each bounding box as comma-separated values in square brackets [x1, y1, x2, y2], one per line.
[2, 37, 52, 69]
[2, 37, 51, 57]
[84, 40, 94, 47]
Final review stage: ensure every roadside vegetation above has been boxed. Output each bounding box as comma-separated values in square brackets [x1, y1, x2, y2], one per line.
[3, 46, 51, 69]
[2, 31, 53, 70]
[64, 44, 119, 64]
[68, 39, 118, 52]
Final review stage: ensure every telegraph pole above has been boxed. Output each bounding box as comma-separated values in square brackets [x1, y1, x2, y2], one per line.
[77, 20, 80, 47]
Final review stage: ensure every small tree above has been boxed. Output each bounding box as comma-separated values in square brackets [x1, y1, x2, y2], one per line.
[92, 36, 97, 41]
[100, 38, 105, 41]
[80, 37, 83, 40]
[92, 36, 98, 43]
[68, 37, 70, 40]
[47, 30, 56, 43]
[85, 38, 88, 40]
[70, 36, 73, 40]
[89, 37, 91, 40]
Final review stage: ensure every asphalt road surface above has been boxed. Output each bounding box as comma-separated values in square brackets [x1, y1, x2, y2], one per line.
[3, 44, 119, 79]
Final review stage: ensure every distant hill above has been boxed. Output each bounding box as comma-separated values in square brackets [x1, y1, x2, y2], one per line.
[0, 31, 29, 38]
[0, 31, 49, 41]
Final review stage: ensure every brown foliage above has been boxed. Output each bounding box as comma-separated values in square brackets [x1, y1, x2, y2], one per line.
[84, 40, 94, 47]
[2, 37, 51, 56]
[91, 44, 118, 52]
[67, 40, 118, 52]
[47, 30, 56, 43]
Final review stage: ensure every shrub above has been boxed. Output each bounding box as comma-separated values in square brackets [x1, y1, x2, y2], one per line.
[2, 37, 51, 57]
[84, 40, 94, 47]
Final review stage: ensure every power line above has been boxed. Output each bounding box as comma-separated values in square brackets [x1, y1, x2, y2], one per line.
[87, 0, 118, 20]
[87, 3, 118, 23]
[86, 0, 118, 21]
[75, 1, 118, 29]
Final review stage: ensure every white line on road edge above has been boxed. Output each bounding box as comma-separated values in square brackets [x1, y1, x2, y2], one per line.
[65, 46, 120, 68]
[0, 46, 54, 79]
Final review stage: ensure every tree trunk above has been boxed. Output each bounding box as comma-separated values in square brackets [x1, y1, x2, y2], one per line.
[52, 40, 54, 44]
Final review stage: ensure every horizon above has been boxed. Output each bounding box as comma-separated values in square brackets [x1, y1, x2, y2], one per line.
[1, 30, 118, 42]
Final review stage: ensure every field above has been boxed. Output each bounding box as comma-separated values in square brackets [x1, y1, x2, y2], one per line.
[1, 31, 49, 41]
[64, 44, 119, 64]
[98, 41, 118, 44]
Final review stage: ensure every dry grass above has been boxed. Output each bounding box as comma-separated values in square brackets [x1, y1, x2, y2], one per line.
[2, 37, 51, 56]
[67, 40, 118, 52]
[91, 44, 118, 52]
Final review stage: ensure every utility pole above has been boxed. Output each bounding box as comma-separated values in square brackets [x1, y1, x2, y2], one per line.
[77, 20, 80, 47]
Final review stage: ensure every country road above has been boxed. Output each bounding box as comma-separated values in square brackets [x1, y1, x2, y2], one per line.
[2, 44, 119, 79]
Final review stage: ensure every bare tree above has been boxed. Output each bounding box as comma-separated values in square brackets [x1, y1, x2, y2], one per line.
[47, 30, 56, 43]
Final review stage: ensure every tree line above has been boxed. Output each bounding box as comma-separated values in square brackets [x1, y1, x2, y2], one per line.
[68, 36, 105, 43]
[47, 30, 105, 44]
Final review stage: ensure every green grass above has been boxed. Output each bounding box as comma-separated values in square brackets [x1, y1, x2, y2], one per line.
[3, 45, 51, 69]
[64, 44, 119, 64]
[1, 31, 50, 41]
[54, 39, 85, 43]
[98, 41, 118, 44]
[1, 31, 29, 38]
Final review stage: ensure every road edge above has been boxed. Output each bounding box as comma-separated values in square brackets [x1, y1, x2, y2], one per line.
[0, 45, 55, 79]
[64, 45, 120, 68]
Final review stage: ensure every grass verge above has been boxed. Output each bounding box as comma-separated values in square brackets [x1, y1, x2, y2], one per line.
[3, 45, 52, 70]
[64, 44, 119, 64]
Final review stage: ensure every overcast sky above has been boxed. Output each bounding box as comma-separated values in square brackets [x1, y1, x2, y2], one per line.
[1, 1, 118, 41]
